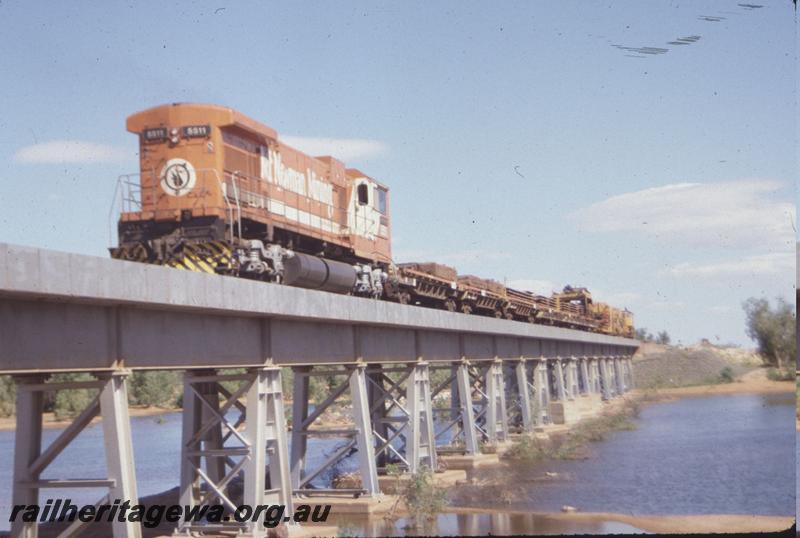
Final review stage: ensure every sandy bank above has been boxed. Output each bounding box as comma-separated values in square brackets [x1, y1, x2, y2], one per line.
[632, 368, 793, 400]
[445, 507, 793, 534]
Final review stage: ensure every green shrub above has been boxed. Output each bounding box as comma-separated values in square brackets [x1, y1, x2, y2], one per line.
[505, 434, 552, 463]
[766, 368, 793, 381]
[506, 401, 640, 463]
[402, 466, 448, 525]
[718, 367, 735, 384]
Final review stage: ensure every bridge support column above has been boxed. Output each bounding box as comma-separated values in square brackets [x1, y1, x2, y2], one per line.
[612, 357, 620, 395]
[366, 365, 389, 469]
[626, 357, 635, 389]
[614, 357, 626, 394]
[554, 358, 567, 401]
[349, 365, 380, 495]
[455, 362, 480, 455]
[11, 375, 43, 538]
[290, 366, 310, 491]
[514, 360, 534, 432]
[599, 357, 612, 400]
[532, 360, 550, 425]
[567, 358, 579, 400]
[485, 360, 508, 443]
[579, 358, 590, 395]
[12, 371, 141, 538]
[179, 368, 292, 537]
[405, 362, 437, 473]
[349, 365, 381, 497]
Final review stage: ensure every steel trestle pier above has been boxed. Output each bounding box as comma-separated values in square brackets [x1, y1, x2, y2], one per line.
[0, 243, 638, 538]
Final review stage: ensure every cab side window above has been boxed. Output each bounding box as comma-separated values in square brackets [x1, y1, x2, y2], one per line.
[377, 187, 387, 214]
[357, 183, 369, 205]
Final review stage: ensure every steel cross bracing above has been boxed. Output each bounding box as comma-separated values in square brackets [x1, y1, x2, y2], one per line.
[289, 365, 380, 497]
[6, 355, 636, 538]
[502, 359, 534, 434]
[364, 363, 438, 474]
[178, 368, 292, 537]
[430, 362, 481, 456]
[532, 360, 552, 425]
[458, 361, 510, 445]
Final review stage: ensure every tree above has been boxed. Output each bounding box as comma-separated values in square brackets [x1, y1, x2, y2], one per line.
[655, 331, 671, 345]
[51, 373, 95, 420]
[0, 376, 15, 418]
[742, 297, 796, 371]
[129, 371, 181, 407]
[634, 327, 657, 342]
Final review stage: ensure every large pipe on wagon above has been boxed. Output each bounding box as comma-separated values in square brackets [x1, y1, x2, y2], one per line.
[283, 252, 357, 293]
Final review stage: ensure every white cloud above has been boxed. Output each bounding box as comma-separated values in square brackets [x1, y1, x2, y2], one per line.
[505, 279, 560, 295]
[568, 179, 795, 249]
[280, 135, 387, 162]
[14, 140, 133, 164]
[664, 252, 794, 278]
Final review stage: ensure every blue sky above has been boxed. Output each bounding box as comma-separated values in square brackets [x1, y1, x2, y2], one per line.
[0, 1, 795, 346]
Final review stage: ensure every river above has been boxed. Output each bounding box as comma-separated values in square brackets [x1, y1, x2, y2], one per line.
[0, 392, 793, 534]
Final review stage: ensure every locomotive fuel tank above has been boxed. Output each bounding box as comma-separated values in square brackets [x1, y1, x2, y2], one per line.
[283, 252, 358, 294]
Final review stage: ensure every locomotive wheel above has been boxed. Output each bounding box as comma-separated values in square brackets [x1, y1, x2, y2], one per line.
[505, 312, 514, 321]
[494, 310, 503, 319]
[397, 291, 411, 305]
[444, 298, 457, 312]
[527, 315, 537, 324]
[460, 304, 473, 315]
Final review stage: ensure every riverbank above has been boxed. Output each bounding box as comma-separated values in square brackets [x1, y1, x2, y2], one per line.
[631, 367, 793, 401]
[0, 405, 180, 432]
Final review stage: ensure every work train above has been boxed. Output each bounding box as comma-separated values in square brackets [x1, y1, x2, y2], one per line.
[111, 103, 634, 338]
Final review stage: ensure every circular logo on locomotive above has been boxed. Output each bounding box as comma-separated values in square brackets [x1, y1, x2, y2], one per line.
[159, 158, 197, 196]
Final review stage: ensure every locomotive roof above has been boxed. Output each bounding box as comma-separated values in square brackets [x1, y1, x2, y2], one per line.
[127, 102, 388, 188]
[127, 102, 278, 141]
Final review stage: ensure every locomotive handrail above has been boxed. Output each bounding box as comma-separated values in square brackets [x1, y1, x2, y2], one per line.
[204, 168, 240, 244]
[230, 171, 243, 242]
[109, 173, 144, 248]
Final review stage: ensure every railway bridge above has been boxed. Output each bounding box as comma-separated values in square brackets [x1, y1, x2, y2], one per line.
[0, 243, 639, 538]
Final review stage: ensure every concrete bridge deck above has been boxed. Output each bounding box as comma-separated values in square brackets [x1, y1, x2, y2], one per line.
[0, 243, 638, 538]
[0, 243, 636, 372]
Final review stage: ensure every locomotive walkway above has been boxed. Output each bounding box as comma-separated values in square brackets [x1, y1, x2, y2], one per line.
[0, 243, 638, 538]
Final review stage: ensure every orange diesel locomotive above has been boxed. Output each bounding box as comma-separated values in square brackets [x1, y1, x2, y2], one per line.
[112, 103, 634, 337]
[114, 103, 393, 297]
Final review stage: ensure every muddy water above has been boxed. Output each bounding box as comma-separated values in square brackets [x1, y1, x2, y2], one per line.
[451, 393, 795, 516]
